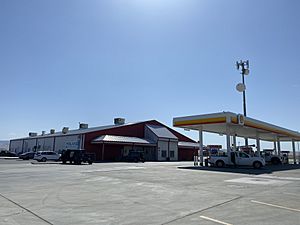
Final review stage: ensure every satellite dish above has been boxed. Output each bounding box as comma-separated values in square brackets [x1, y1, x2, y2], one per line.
[236, 83, 246, 92]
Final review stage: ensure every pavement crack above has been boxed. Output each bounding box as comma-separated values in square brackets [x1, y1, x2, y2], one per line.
[161, 196, 242, 225]
[0, 192, 54, 225]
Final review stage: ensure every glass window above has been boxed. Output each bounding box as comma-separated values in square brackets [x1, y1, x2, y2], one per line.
[161, 150, 167, 158]
[239, 152, 249, 158]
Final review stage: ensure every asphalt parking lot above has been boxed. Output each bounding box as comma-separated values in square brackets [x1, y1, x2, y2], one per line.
[0, 159, 299, 225]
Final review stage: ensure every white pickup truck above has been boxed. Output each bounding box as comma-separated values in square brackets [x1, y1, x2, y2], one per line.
[208, 151, 265, 169]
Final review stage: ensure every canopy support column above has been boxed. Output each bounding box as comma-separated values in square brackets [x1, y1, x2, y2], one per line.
[198, 127, 203, 166]
[256, 133, 261, 156]
[273, 141, 277, 155]
[292, 140, 296, 164]
[226, 125, 231, 163]
[277, 137, 281, 156]
[233, 134, 237, 151]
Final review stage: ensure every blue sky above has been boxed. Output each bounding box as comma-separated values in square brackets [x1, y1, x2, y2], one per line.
[1, 0, 300, 149]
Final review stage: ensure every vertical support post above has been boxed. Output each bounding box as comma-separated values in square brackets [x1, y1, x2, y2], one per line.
[277, 138, 281, 156]
[198, 127, 203, 166]
[167, 140, 170, 161]
[233, 134, 237, 151]
[256, 133, 260, 157]
[242, 73, 248, 147]
[80, 134, 85, 149]
[35, 138, 38, 152]
[226, 125, 231, 163]
[273, 141, 277, 155]
[292, 140, 296, 164]
[102, 143, 105, 161]
[21, 139, 25, 153]
[53, 137, 56, 152]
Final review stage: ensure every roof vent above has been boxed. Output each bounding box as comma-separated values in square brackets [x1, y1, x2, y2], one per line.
[114, 118, 125, 125]
[29, 132, 37, 137]
[62, 127, 69, 134]
[79, 123, 88, 129]
[50, 129, 55, 134]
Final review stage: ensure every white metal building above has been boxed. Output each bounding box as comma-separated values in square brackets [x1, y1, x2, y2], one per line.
[9, 119, 197, 161]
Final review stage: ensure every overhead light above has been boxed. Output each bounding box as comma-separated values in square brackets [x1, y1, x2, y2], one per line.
[236, 83, 246, 92]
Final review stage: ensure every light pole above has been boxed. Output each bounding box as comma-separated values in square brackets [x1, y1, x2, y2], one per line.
[236, 60, 250, 146]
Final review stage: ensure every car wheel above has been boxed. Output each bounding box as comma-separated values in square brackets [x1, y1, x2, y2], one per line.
[41, 157, 47, 162]
[216, 160, 225, 168]
[253, 161, 262, 169]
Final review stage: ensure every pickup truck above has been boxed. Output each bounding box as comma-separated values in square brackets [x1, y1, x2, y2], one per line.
[208, 151, 265, 169]
[261, 149, 282, 165]
[61, 149, 94, 165]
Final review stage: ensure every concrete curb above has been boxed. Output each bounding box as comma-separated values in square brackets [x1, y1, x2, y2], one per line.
[0, 157, 19, 160]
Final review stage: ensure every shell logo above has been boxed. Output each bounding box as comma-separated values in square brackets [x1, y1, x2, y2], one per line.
[237, 114, 245, 125]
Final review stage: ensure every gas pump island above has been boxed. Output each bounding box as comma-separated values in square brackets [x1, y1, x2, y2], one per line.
[173, 111, 300, 166]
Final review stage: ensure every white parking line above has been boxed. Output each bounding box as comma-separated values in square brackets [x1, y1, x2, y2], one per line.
[251, 200, 300, 212]
[200, 215, 233, 225]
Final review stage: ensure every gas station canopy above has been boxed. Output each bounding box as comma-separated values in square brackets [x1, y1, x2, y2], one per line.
[173, 112, 300, 142]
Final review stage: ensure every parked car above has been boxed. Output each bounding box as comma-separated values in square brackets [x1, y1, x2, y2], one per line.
[208, 151, 265, 169]
[122, 151, 145, 163]
[19, 152, 35, 160]
[0, 150, 17, 157]
[34, 151, 61, 162]
[61, 149, 94, 165]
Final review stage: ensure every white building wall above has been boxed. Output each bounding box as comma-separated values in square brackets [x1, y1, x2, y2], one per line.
[169, 141, 178, 161]
[10, 140, 23, 154]
[54, 135, 81, 153]
[37, 137, 54, 151]
[157, 140, 168, 161]
[157, 140, 178, 161]
[23, 139, 38, 152]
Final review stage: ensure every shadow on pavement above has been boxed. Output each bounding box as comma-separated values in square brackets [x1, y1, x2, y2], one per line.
[178, 164, 300, 175]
